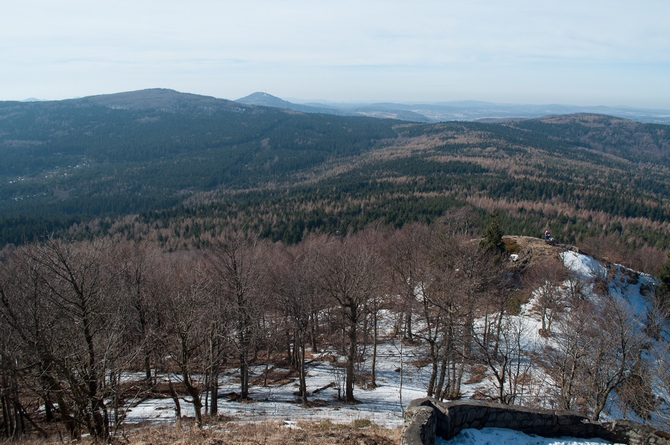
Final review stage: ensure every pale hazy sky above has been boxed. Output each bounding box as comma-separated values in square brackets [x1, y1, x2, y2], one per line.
[2, 0, 669, 107]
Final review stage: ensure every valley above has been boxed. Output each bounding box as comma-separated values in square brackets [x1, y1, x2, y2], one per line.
[1, 90, 670, 443]
[1, 90, 670, 269]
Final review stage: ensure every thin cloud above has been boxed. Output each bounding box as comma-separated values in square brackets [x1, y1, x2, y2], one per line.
[1, 0, 668, 107]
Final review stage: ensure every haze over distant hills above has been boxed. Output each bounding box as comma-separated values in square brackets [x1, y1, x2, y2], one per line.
[237, 92, 670, 124]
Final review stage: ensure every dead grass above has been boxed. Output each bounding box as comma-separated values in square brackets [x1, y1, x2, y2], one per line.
[249, 367, 298, 387]
[464, 364, 488, 385]
[502, 236, 520, 254]
[411, 357, 431, 368]
[5, 420, 400, 445]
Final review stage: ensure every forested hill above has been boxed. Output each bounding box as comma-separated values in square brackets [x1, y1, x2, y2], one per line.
[1, 89, 670, 258]
[0, 89, 396, 218]
[516, 114, 670, 164]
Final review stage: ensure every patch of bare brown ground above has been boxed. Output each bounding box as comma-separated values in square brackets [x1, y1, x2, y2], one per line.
[504, 235, 566, 269]
[3, 420, 401, 445]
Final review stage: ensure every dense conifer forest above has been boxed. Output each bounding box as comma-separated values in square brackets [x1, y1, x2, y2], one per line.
[1, 89, 670, 272]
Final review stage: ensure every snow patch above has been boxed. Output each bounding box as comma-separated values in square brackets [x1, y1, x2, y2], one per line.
[437, 427, 622, 445]
[561, 251, 606, 279]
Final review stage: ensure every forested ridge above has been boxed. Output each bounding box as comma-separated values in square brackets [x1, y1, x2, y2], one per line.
[1, 89, 670, 264]
[2, 90, 670, 441]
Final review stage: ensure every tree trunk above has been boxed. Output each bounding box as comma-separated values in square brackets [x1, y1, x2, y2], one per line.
[238, 312, 250, 400]
[286, 329, 293, 366]
[1, 393, 14, 438]
[208, 329, 219, 416]
[405, 312, 413, 340]
[209, 371, 219, 416]
[16, 401, 47, 438]
[240, 354, 249, 400]
[370, 309, 378, 388]
[137, 303, 153, 386]
[144, 349, 153, 386]
[168, 377, 181, 422]
[435, 356, 447, 400]
[299, 332, 308, 405]
[345, 316, 357, 403]
[184, 379, 203, 428]
[43, 394, 55, 423]
[310, 311, 319, 353]
[426, 341, 438, 397]
[90, 397, 108, 440]
[59, 400, 79, 439]
[454, 356, 466, 399]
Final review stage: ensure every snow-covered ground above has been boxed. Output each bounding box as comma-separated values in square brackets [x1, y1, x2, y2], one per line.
[561, 250, 658, 323]
[121, 249, 667, 444]
[125, 339, 431, 427]
[437, 428, 622, 445]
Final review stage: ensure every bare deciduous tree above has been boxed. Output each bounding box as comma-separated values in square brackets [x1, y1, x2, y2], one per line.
[542, 289, 647, 420]
[206, 231, 266, 401]
[525, 258, 569, 336]
[0, 239, 127, 441]
[159, 253, 210, 427]
[117, 241, 162, 387]
[313, 233, 383, 403]
[581, 296, 646, 421]
[539, 288, 592, 411]
[267, 240, 321, 404]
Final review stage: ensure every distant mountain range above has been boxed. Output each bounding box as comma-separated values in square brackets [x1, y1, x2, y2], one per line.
[2, 88, 670, 251]
[236, 92, 670, 124]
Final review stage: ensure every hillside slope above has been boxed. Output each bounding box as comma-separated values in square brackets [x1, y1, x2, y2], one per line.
[97, 246, 670, 430]
[1, 90, 670, 253]
[236, 92, 345, 115]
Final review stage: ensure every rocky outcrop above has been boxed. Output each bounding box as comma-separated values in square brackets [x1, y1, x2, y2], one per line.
[401, 398, 670, 445]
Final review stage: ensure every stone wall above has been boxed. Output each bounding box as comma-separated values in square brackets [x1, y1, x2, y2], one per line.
[401, 398, 670, 445]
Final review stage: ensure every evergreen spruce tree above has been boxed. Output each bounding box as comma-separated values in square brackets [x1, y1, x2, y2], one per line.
[481, 211, 505, 256]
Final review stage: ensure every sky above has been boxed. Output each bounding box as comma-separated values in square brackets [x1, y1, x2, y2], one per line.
[2, 0, 669, 108]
